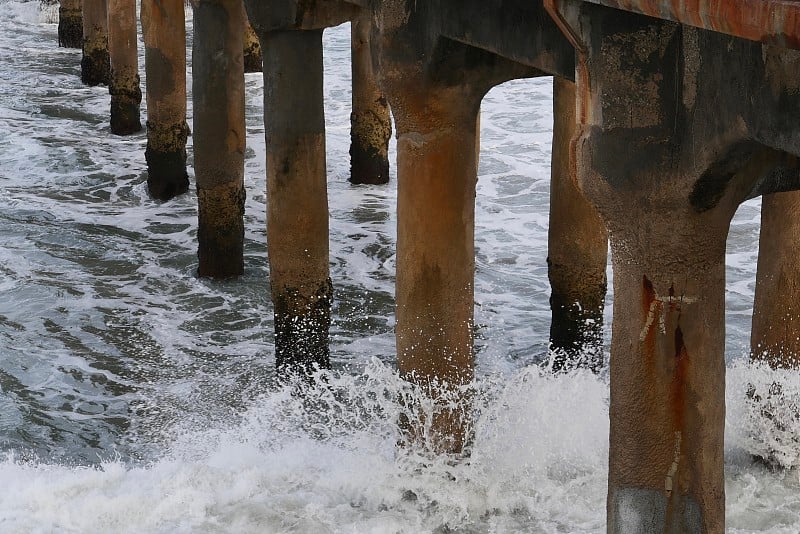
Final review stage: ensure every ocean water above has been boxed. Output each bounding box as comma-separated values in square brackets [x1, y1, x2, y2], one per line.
[1, 1, 800, 532]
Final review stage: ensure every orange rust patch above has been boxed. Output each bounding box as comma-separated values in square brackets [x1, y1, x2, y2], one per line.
[591, 0, 800, 49]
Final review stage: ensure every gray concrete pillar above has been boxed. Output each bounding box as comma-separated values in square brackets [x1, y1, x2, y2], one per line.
[81, 0, 110, 86]
[107, 0, 142, 135]
[59, 0, 83, 48]
[751, 191, 800, 368]
[349, 10, 391, 185]
[141, 0, 189, 200]
[262, 29, 331, 376]
[547, 76, 607, 372]
[192, 0, 246, 278]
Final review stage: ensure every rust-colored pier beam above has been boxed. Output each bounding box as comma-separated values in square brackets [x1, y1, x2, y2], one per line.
[193, 0, 246, 278]
[581, 0, 800, 49]
[107, 0, 142, 135]
[546, 0, 800, 531]
[141, 0, 190, 200]
[243, 0, 358, 377]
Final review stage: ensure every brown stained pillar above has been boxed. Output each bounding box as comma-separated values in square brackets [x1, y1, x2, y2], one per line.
[542, 6, 740, 531]
[547, 76, 607, 372]
[81, 0, 111, 86]
[374, 1, 536, 453]
[394, 87, 480, 454]
[751, 191, 800, 368]
[243, 19, 262, 73]
[192, 0, 246, 278]
[262, 30, 331, 376]
[107, 0, 142, 135]
[349, 11, 391, 185]
[600, 205, 728, 534]
[59, 0, 83, 48]
[141, 0, 189, 201]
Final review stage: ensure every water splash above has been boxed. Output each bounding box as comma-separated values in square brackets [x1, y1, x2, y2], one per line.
[727, 358, 800, 468]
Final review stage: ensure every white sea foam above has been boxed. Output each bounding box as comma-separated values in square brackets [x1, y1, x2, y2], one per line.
[0, 363, 611, 534]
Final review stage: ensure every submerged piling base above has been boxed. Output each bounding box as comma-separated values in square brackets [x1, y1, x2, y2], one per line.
[81, 46, 111, 87]
[197, 183, 246, 278]
[145, 121, 190, 201]
[58, 6, 82, 48]
[81, 0, 110, 86]
[110, 79, 142, 135]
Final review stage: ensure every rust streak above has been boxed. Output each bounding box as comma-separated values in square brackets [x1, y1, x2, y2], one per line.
[642, 275, 656, 317]
[672, 324, 689, 429]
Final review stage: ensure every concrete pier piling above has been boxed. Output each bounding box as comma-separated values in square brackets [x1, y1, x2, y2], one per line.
[107, 0, 142, 135]
[243, 20, 262, 73]
[243, 0, 357, 377]
[546, 0, 800, 529]
[547, 75, 607, 372]
[374, 1, 543, 453]
[58, 0, 83, 48]
[349, 10, 391, 185]
[81, 0, 111, 86]
[751, 191, 800, 368]
[262, 29, 332, 376]
[192, 0, 246, 279]
[141, 0, 189, 201]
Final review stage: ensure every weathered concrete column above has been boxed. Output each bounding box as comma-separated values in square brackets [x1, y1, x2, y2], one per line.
[263, 30, 331, 375]
[751, 191, 800, 368]
[81, 0, 111, 86]
[243, 20, 262, 73]
[542, 2, 800, 530]
[393, 86, 480, 453]
[192, 0, 245, 278]
[58, 0, 83, 48]
[599, 201, 729, 534]
[547, 75, 607, 372]
[350, 10, 391, 185]
[243, 0, 357, 378]
[547, 0, 800, 526]
[107, 0, 142, 135]
[141, 0, 189, 201]
[374, 1, 537, 452]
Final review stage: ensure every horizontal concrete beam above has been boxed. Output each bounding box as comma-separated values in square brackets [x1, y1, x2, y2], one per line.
[439, 0, 575, 79]
[580, 0, 800, 49]
[245, 0, 360, 33]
